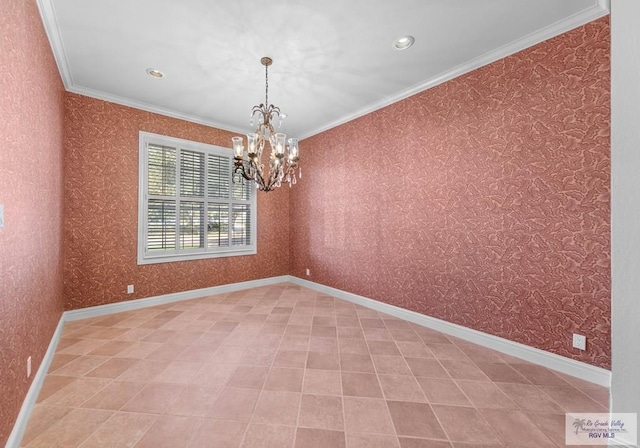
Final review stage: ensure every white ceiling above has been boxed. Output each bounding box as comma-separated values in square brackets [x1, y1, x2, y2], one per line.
[38, 0, 608, 140]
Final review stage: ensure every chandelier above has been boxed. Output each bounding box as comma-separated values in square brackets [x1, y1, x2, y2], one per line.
[232, 57, 300, 192]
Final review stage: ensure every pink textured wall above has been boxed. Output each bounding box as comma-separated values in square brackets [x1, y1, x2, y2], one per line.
[64, 93, 289, 310]
[290, 18, 611, 368]
[0, 0, 66, 444]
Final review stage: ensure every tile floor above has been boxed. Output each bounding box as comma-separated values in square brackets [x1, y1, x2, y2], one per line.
[21, 283, 609, 447]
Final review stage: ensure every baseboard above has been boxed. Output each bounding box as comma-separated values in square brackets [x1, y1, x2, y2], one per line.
[7, 274, 612, 448]
[64, 275, 290, 321]
[6, 275, 289, 447]
[288, 276, 612, 388]
[5, 315, 65, 448]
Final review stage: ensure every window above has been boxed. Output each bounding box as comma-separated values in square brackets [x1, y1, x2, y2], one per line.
[138, 131, 256, 264]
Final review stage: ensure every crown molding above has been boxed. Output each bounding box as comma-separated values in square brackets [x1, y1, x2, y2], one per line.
[36, 0, 245, 135]
[299, 0, 610, 140]
[37, 0, 609, 141]
[67, 85, 245, 135]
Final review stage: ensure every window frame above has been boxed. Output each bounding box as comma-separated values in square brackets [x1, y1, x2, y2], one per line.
[137, 131, 257, 265]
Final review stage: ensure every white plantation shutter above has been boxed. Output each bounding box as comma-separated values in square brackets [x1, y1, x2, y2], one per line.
[138, 132, 256, 264]
[232, 204, 252, 246]
[147, 144, 177, 252]
[208, 154, 230, 199]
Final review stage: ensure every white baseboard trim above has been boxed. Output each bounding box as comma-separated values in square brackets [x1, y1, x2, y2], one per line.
[6, 275, 289, 447]
[8, 274, 612, 447]
[288, 276, 612, 388]
[5, 315, 65, 448]
[64, 275, 290, 322]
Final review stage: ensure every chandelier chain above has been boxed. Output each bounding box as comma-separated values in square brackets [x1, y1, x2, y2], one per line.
[265, 63, 268, 107]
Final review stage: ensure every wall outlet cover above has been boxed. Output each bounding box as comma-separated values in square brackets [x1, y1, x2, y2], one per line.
[573, 333, 587, 350]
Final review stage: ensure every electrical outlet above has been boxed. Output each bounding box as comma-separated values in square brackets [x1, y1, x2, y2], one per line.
[572, 333, 586, 350]
[127, 285, 134, 294]
[306, 268, 310, 276]
[27, 356, 32, 378]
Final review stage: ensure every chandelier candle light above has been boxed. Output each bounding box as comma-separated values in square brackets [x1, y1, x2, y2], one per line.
[232, 57, 300, 192]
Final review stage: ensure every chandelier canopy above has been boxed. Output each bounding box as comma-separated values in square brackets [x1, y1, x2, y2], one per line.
[232, 57, 300, 192]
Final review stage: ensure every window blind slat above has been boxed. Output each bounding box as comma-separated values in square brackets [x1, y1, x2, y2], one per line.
[208, 155, 230, 199]
[148, 144, 176, 196]
[207, 203, 230, 247]
[231, 204, 251, 246]
[180, 150, 205, 197]
[179, 201, 205, 249]
[147, 199, 176, 251]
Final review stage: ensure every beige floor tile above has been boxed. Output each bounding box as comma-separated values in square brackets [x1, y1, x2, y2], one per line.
[21, 285, 610, 448]
[252, 391, 301, 425]
[85, 358, 138, 379]
[298, 394, 344, 431]
[342, 372, 383, 398]
[187, 419, 247, 448]
[50, 355, 110, 377]
[210, 387, 261, 421]
[26, 408, 113, 448]
[121, 383, 185, 414]
[40, 377, 112, 407]
[21, 406, 73, 446]
[227, 365, 270, 389]
[343, 397, 395, 435]
[416, 378, 472, 407]
[455, 380, 518, 410]
[307, 351, 340, 370]
[81, 381, 145, 411]
[372, 355, 413, 376]
[481, 409, 556, 447]
[36, 375, 75, 403]
[347, 433, 400, 448]
[151, 360, 203, 384]
[241, 423, 296, 448]
[431, 404, 501, 445]
[378, 374, 427, 402]
[386, 401, 446, 439]
[404, 358, 449, 378]
[340, 353, 376, 373]
[170, 385, 222, 417]
[294, 427, 346, 448]
[303, 369, 342, 396]
[78, 412, 156, 447]
[264, 367, 304, 392]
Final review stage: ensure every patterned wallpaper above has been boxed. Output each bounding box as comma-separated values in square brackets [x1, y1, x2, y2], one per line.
[63, 94, 290, 310]
[0, 0, 66, 444]
[290, 18, 611, 368]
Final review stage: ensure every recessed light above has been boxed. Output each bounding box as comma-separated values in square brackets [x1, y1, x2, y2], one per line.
[146, 68, 164, 78]
[393, 35, 415, 51]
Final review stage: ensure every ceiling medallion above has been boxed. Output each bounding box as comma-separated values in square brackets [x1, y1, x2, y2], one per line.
[231, 57, 300, 192]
